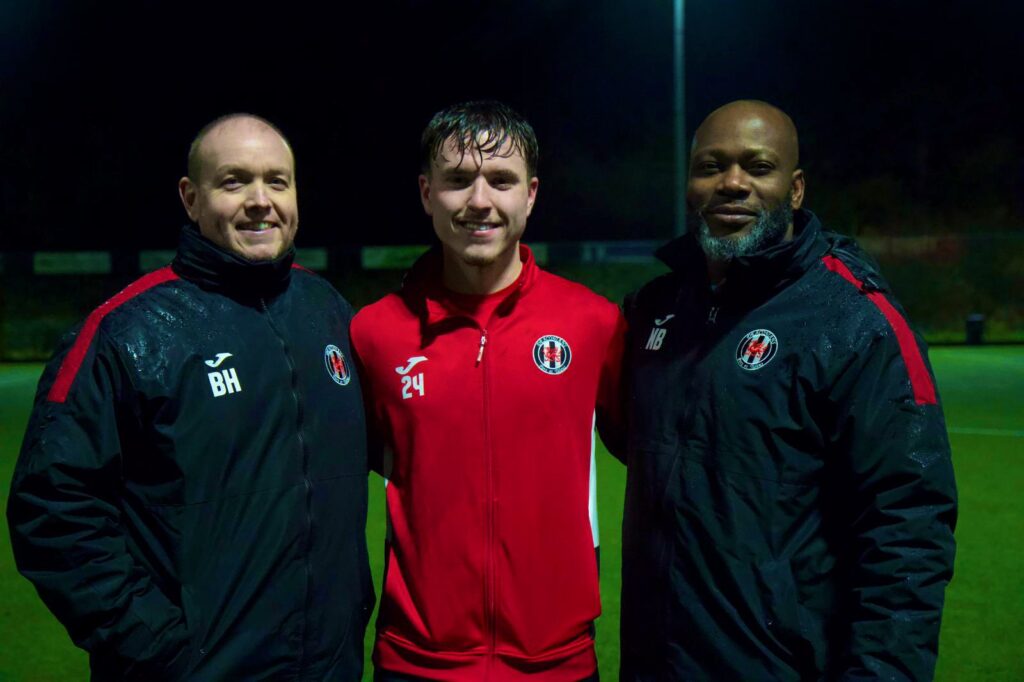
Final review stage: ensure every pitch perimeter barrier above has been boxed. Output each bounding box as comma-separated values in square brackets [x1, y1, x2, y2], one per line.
[1, 235, 1020, 360]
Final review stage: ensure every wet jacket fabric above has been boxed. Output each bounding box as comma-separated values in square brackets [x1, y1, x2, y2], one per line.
[8, 226, 374, 681]
[620, 210, 957, 681]
[350, 245, 625, 681]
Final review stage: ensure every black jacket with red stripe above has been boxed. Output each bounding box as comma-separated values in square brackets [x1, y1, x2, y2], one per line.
[619, 210, 957, 681]
[7, 226, 374, 681]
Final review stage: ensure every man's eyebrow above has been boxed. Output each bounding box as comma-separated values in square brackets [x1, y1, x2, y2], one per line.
[212, 165, 292, 177]
[441, 168, 475, 178]
[694, 147, 780, 161]
[212, 165, 249, 177]
[740, 147, 779, 159]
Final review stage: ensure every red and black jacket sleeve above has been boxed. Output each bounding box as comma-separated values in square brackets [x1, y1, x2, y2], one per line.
[824, 264, 958, 680]
[6, 326, 194, 680]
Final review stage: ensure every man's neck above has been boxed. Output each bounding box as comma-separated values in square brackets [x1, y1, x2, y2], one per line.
[707, 258, 729, 286]
[441, 246, 523, 295]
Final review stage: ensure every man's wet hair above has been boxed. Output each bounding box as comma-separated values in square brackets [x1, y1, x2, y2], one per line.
[420, 101, 539, 177]
[187, 113, 293, 182]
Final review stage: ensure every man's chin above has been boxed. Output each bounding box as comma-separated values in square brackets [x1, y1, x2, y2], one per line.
[454, 254, 499, 270]
[237, 237, 293, 262]
[706, 227, 755, 244]
[690, 203, 792, 261]
[705, 216, 756, 239]
[448, 242, 514, 268]
[235, 243, 288, 262]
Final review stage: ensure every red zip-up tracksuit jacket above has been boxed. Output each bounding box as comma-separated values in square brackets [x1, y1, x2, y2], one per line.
[351, 245, 625, 680]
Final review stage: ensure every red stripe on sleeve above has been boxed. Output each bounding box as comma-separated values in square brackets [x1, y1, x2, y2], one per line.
[822, 255, 937, 405]
[47, 267, 180, 403]
[291, 263, 314, 273]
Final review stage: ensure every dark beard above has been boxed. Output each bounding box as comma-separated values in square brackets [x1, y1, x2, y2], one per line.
[689, 198, 792, 262]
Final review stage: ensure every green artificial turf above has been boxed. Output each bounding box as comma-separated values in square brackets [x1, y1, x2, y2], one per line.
[2, 346, 1022, 680]
[0, 365, 90, 680]
[931, 348, 1024, 682]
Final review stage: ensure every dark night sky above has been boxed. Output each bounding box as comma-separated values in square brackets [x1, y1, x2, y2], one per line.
[1, 0, 1020, 251]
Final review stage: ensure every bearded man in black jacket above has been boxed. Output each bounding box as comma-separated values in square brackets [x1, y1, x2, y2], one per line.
[8, 114, 374, 681]
[620, 100, 957, 681]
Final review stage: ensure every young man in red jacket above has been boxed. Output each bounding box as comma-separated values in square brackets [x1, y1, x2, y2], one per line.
[351, 101, 625, 681]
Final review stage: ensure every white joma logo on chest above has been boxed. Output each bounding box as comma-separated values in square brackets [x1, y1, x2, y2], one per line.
[396, 356, 427, 399]
[646, 314, 673, 350]
[206, 352, 242, 397]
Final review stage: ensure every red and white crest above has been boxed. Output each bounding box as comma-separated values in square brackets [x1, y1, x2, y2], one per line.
[533, 335, 572, 375]
[324, 344, 352, 386]
[735, 329, 779, 371]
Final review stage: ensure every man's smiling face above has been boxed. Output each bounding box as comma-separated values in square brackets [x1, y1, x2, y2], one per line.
[179, 117, 298, 262]
[419, 132, 538, 270]
[686, 101, 804, 257]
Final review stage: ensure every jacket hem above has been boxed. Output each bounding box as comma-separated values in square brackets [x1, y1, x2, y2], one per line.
[374, 631, 597, 681]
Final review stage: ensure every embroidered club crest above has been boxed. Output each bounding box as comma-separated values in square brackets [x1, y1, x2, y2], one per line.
[735, 329, 779, 371]
[324, 345, 351, 386]
[533, 335, 572, 375]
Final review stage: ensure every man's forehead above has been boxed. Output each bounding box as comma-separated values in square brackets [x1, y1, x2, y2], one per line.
[698, 115, 777, 147]
[693, 104, 798, 163]
[433, 133, 525, 172]
[206, 121, 287, 151]
[200, 121, 293, 169]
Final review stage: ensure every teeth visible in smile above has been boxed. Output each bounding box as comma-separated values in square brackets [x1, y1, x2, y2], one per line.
[464, 223, 494, 231]
[251, 222, 272, 231]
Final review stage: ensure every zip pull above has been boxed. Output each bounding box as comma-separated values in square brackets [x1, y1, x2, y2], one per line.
[476, 331, 488, 364]
[707, 306, 720, 324]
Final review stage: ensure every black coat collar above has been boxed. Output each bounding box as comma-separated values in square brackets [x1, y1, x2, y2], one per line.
[171, 225, 294, 300]
[656, 209, 829, 304]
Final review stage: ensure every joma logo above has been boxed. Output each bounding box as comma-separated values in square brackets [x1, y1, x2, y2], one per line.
[395, 356, 427, 400]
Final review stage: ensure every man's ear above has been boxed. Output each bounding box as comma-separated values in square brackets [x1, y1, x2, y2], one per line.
[525, 177, 539, 217]
[179, 176, 199, 221]
[790, 169, 805, 210]
[418, 174, 433, 216]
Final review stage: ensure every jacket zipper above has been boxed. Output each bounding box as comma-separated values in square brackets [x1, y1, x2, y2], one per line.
[707, 305, 720, 325]
[476, 331, 488, 364]
[478, 327, 497, 670]
[262, 297, 313, 675]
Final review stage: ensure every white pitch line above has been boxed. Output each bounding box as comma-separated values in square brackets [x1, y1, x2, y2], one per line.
[948, 426, 1024, 438]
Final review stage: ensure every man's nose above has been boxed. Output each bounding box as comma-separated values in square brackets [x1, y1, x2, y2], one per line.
[467, 178, 492, 211]
[245, 182, 272, 209]
[718, 165, 750, 196]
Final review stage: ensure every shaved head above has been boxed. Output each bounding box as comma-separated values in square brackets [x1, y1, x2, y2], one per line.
[693, 100, 800, 171]
[187, 113, 293, 183]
